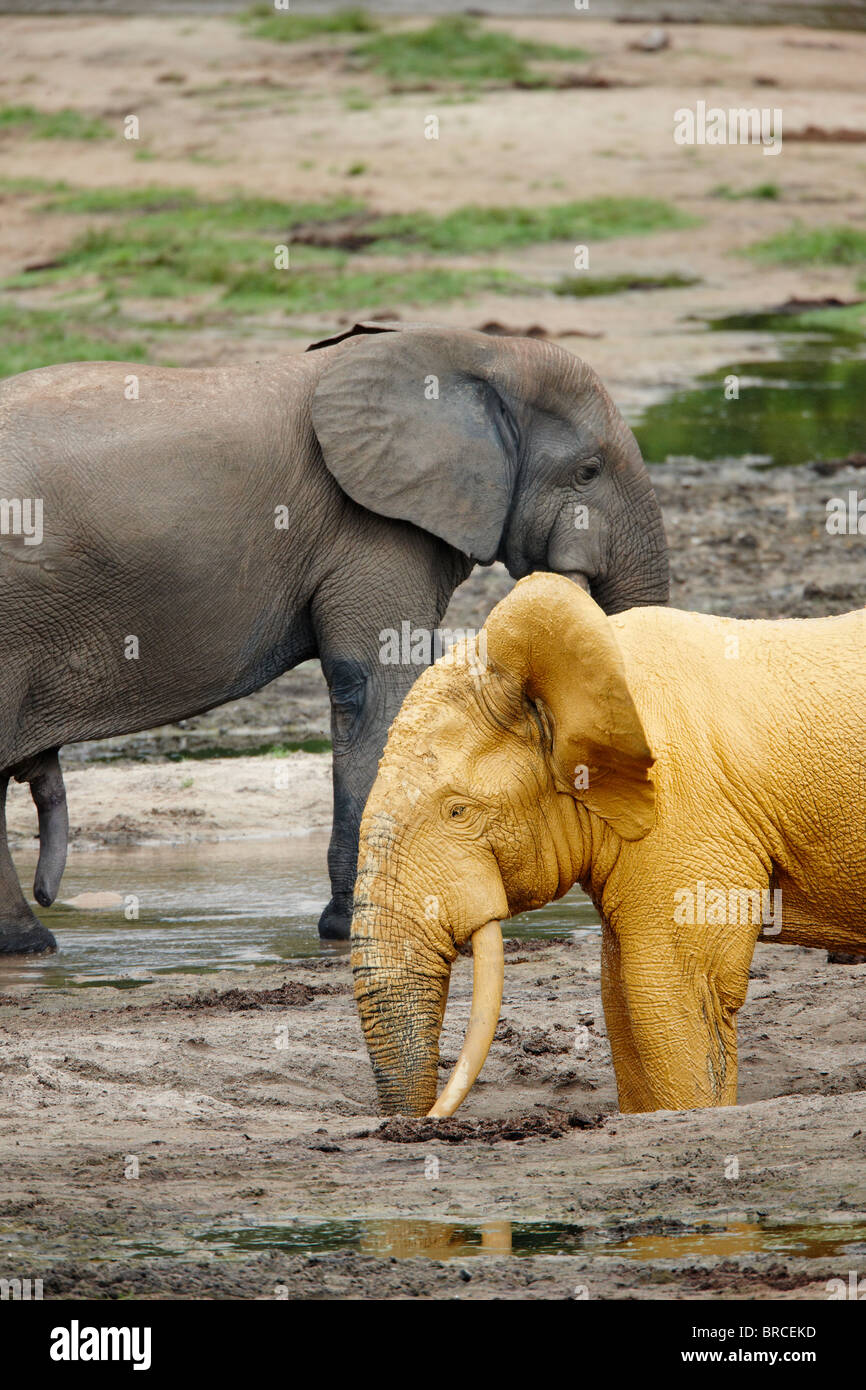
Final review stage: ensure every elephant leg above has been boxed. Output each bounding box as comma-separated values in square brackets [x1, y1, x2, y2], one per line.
[0, 776, 57, 956]
[311, 528, 469, 942]
[317, 656, 421, 941]
[600, 874, 762, 1112]
[600, 923, 654, 1113]
[603, 931, 742, 1112]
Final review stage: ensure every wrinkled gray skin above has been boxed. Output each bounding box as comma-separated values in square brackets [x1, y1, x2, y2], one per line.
[0, 321, 668, 953]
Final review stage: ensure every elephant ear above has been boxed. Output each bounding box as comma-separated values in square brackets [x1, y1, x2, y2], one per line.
[305, 320, 404, 352]
[485, 573, 655, 841]
[310, 326, 519, 563]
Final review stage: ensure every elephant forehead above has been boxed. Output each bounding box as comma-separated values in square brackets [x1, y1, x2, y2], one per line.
[376, 743, 475, 802]
[386, 698, 485, 761]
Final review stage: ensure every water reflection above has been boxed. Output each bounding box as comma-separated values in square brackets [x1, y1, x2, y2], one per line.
[634, 353, 866, 468]
[0, 837, 598, 989]
[192, 1215, 866, 1263]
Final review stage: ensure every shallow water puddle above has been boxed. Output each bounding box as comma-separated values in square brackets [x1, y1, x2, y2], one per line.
[2, 1215, 863, 1268]
[633, 346, 866, 468]
[31, 1216, 862, 1266]
[0, 838, 598, 989]
[188, 1216, 866, 1263]
[607, 1220, 866, 1262]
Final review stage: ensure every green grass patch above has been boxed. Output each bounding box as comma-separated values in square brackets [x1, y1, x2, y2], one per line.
[11, 216, 530, 312]
[12, 221, 345, 302]
[166, 738, 333, 760]
[40, 184, 363, 226]
[13, 187, 367, 300]
[711, 182, 780, 200]
[355, 15, 588, 87]
[0, 105, 112, 140]
[0, 175, 69, 195]
[225, 265, 530, 313]
[796, 301, 866, 334]
[42, 184, 201, 215]
[745, 223, 866, 267]
[0, 302, 153, 379]
[238, 5, 376, 43]
[5, 184, 692, 333]
[555, 271, 700, 297]
[12, 184, 542, 310]
[710, 303, 866, 340]
[365, 197, 694, 253]
[32, 185, 692, 262]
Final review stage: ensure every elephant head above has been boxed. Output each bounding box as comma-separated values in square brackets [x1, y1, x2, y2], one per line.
[309, 322, 668, 612]
[351, 572, 656, 1117]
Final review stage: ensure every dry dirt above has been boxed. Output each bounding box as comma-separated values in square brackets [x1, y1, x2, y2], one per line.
[0, 11, 865, 1300]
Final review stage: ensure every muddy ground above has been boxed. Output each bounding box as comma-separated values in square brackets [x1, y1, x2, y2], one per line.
[1, 11, 865, 1299]
[0, 938, 864, 1299]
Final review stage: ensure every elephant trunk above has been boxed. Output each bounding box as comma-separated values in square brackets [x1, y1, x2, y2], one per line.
[599, 466, 670, 614]
[351, 919, 450, 1116]
[352, 908, 505, 1117]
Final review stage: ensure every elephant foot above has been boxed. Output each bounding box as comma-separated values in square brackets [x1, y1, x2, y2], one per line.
[0, 915, 57, 956]
[318, 893, 352, 941]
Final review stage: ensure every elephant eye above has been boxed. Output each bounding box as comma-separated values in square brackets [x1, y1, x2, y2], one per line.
[575, 458, 602, 485]
[443, 800, 483, 831]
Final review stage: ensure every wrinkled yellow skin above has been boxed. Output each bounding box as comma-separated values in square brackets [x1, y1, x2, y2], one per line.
[352, 573, 866, 1116]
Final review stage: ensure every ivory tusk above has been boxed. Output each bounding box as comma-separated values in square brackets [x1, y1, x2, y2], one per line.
[427, 919, 504, 1119]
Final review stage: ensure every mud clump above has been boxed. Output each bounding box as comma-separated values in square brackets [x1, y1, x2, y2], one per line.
[478, 321, 601, 341]
[785, 125, 866, 143]
[521, 1028, 573, 1056]
[290, 215, 380, 253]
[168, 981, 349, 1012]
[359, 1110, 605, 1144]
[503, 937, 570, 955]
[811, 453, 866, 477]
[687, 1262, 818, 1293]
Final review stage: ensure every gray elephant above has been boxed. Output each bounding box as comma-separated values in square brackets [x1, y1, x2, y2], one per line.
[0, 321, 668, 952]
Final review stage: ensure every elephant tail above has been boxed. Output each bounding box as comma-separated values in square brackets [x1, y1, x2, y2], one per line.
[12, 748, 68, 907]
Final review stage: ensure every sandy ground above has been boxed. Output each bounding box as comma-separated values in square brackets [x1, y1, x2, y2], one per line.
[4, 752, 333, 851]
[1, 13, 865, 1300]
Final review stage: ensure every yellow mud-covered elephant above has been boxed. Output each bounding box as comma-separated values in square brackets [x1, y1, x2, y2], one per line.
[351, 572, 866, 1117]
